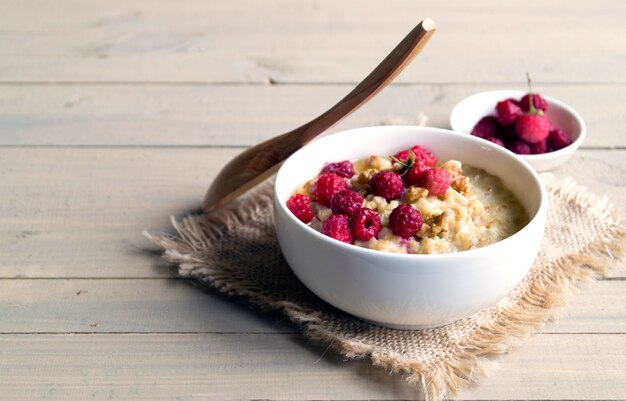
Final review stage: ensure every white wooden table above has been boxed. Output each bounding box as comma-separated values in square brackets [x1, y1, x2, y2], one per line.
[1, 1, 624, 399]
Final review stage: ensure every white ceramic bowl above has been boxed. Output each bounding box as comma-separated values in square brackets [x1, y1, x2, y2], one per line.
[274, 126, 548, 329]
[449, 90, 586, 172]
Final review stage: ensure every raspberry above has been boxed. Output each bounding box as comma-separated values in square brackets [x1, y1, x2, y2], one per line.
[515, 114, 551, 143]
[520, 93, 548, 112]
[330, 190, 364, 217]
[370, 171, 404, 201]
[547, 128, 572, 151]
[530, 140, 548, 154]
[403, 159, 430, 187]
[393, 149, 411, 161]
[313, 173, 349, 207]
[471, 116, 499, 139]
[320, 160, 355, 178]
[393, 145, 435, 166]
[410, 145, 436, 166]
[485, 136, 505, 147]
[508, 98, 522, 108]
[388, 204, 423, 239]
[507, 139, 532, 155]
[495, 99, 523, 127]
[322, 215, 352, 244]
[286, 194, 314, 223]
[415, 167, 451, 196]
[498, 127, 517, 143]
[351, 208, 382, 241]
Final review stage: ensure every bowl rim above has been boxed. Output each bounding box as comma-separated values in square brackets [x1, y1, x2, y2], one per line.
[449, 89, 587, 160]
[274, 125, 548, 262]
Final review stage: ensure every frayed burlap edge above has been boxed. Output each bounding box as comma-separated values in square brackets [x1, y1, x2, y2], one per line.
[144, 174, 625, 401]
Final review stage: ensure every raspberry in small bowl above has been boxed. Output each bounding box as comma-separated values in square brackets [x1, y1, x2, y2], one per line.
[274, 126, 547, 329]
[449, 90, 586, 171]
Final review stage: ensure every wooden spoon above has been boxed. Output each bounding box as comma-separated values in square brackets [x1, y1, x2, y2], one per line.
[203, 18, 436, 213]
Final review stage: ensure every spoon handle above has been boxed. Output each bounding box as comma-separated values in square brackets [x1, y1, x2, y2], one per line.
[294, 18, 436, 145]
[203, 18, 436, 212]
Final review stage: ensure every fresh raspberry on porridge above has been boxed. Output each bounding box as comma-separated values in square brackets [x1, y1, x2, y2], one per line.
[289, 145, 528, 255]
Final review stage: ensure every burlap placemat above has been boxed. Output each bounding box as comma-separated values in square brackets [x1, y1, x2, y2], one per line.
[145, 174, 624, 400]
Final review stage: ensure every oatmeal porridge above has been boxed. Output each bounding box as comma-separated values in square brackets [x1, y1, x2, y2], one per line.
[285, 145, 528, 254]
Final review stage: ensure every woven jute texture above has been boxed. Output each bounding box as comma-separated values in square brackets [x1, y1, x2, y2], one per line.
[145, 174, 624, 400]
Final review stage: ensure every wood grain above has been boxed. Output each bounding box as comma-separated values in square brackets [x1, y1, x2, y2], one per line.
[0, 84, 623, 148]
[202, 19, 436, 211]
[0, 147, 237, 278]
[0, 279, 295, 334]
[0, 0, 624, 84]
[0, 279, 623, 334]
[0, 333, 623, 400]
[1, 1, 625, 399]
[0, 148, 626, 277]
[1, 148, 623, 279]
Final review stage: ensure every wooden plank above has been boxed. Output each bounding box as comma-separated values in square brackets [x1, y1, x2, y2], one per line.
[0, 278, 623, 334]
[540, 280, 626, 334]
[457, 334, 626, 400]
[0, 84, 623, 147]
[0, 279, 295, 334]
[0, 0, 624, 83]
[0, 333, 623, 400]
[0, 148, 238, 278]
[0, 148, 624, 279]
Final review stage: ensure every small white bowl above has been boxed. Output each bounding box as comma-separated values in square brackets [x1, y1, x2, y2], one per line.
[274, 126, 548, 329]
[449, 90, 586, 171]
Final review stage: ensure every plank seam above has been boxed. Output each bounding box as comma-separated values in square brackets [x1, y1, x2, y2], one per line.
[0, 276, 623, 280]
[0, 145, 623, 150]
[0, 331, 299, 335]
[0, 81, 625, 86]
[1, 276, 623, 280]
[0, 332, 623, 336]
